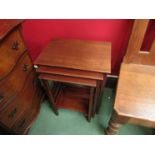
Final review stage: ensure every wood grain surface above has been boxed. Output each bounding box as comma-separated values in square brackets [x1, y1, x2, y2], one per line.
[35, 39, 111, 73]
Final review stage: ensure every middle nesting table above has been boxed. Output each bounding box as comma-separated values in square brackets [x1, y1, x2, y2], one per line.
[34, 39, 111, 121]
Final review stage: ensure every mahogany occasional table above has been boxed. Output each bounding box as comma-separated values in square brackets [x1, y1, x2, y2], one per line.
[34, 39, 111, 121]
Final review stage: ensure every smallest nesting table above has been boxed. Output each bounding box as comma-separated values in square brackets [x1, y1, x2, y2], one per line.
[34, 39, 111, 121]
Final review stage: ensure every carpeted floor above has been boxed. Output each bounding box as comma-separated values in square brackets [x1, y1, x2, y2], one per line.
[28, 87, 154, 135]
[0, 77, 153, 135]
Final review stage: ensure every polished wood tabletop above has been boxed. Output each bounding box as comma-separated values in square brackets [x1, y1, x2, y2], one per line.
[115, 63, 155, 124]
[35, 39, 111, 73]
[39, 73, 97, 87]
[36, 66, 104, 80]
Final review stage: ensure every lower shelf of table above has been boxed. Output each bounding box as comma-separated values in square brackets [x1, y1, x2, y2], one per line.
[52, 83, 90, 115]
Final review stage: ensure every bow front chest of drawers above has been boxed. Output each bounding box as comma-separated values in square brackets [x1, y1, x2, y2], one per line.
[0, 20, 43, 134]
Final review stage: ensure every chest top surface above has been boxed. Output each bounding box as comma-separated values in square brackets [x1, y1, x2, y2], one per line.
[35, 39, 111, 73]
[0, 19, 23, 41]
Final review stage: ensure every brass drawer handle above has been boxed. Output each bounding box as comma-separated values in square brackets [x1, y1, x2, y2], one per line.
[23, 64, 29, 71]
[18, 119, 26, 128]
[33, 65, 39, 69]
[12, 41, 19, 50]
[0, 95, 4, 103]
[8, 108, 17, 118]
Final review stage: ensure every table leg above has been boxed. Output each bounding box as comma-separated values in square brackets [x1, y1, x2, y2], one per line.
[105, 111, 127, 135]
[41, 79, 59, 115]
[88, 87, 95, 122]
[96, 76, 107, 114]
[92, 80, 100, 117]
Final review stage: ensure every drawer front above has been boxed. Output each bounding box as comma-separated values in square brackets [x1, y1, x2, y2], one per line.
[0, 71, 37, 128]
[12, 87, 42, 134]
[0, 28, 26, 80]
[0, 52, 33, 111]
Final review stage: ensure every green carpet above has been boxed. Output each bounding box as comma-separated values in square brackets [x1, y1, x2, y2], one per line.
[28, 88, 154, 135]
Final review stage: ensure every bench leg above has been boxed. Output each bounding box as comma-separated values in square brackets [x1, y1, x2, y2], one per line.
[105, 111, 127, 135]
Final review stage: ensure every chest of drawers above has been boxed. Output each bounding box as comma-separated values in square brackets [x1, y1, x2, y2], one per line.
[0, 20, 43, 134]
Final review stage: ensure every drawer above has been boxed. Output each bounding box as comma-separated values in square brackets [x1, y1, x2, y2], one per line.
[0, 70, 37, 128]
[0, 28, 26, 80]
[0, 52, 33, 111]
[12, 87, 42, 134]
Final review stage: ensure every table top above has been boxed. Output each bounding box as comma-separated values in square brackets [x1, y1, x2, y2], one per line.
[115, 63, 155, 122]
[35, 39, 111, 73]
[36, 66, 104, 80]
[39, 73, 97, 87]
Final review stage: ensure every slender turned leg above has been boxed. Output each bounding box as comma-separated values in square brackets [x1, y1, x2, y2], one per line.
[96, 75, 107, 114]
[92, 81, 100, 117]
[41, 79, 59, 115]
[105, 111, 127, 135]
[88, 87, 95, 122]
[52, 82, 62, 103]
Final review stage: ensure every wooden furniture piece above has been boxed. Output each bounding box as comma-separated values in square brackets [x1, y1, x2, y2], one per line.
[105, 19, 155, 134]
[0, 20, 43, 134]
[34, 39, 111, 121]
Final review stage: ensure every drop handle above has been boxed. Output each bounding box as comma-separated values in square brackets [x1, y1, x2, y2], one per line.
[0, 95, 4, 103]
[23, 64, 29, 71]
[12, 41, 19, 50]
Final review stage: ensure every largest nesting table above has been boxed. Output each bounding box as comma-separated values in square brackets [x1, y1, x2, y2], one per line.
[34, 39, 111, 121]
